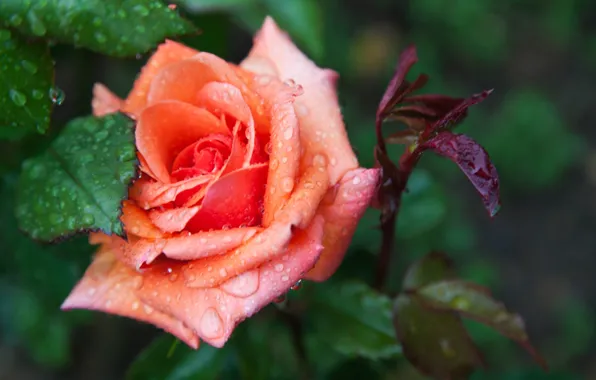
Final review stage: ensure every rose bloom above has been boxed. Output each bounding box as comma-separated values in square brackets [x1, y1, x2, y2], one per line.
[62, 17, 380, 349]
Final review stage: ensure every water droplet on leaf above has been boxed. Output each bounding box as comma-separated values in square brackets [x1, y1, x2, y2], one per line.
[49, 87, 65, 105]
[9, 89, 27, 106]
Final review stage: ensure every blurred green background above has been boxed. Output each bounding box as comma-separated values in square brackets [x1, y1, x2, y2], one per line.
[1, 0, 595, 379]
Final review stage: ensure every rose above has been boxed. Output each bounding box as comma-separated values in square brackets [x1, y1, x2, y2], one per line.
[62, 17, 380, 349]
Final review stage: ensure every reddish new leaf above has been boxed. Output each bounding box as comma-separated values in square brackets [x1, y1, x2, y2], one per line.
[377, 45, 419, 119]
[420, 132, 500, 217]
[393, 294, 485, 379]
[416, 280, 547, 370]
[429, 90, 493, 133]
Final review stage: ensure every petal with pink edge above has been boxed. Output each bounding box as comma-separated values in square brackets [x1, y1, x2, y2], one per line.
[305, 168, 381, 281]
[162, 227, 261, 260]
[92, 83, 122, 117]
[61, 248, 199, 348]
[136, 216, 325, 347]
[241, 17, 358, 185]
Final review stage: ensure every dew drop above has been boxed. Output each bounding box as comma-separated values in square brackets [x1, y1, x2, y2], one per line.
[283, 79, 296, 87]
[21, 60, 37, 74]
[281, 275, 289, 282]
[274, 263, 284, 272]
[352, 176, 362, 185]
[133, 4, 150, 16]
[281, 177, 294, 193]
[49, 87, 65, 105]
[290, 279, 303, 291]
[94, 32, 107, 44]
[131, 301, 140, 310]
[31, 89, 44, 100]
[9, 89, 27, 106]
[219, 268, 227, 277]
[95, 130, 109, 142]
[313, 154, 327, 167]
[283, 127, 294, 140]
[81, 213, 95, 226]
[200, 308, 224, 338]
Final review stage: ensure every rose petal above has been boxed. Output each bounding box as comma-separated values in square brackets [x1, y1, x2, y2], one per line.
[162, 227, 261, 260]
[181, 120, 258, 208]
[129, 174, 213, 209]
[250, 76, 301, 226]
[136, 101, 229, 183]
[121, 201, 164, 239]
[123, 40, 199, 117]
[91, 83, 122, 117]
[241, 17, 358, 184]
[60, 247, 199, 349]
[274, 154, 330, 229]
[185, 163, 268, 232]
[305, 168, 381, 281]
[137, 215, 324, 347]
[149, 206, 200, 233]
[182, 157, 329, 287]
[195, 82, 254, 129]
[146, 53, 264, 128]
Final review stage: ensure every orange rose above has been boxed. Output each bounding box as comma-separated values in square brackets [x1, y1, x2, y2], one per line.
[62, 17, 380, 349]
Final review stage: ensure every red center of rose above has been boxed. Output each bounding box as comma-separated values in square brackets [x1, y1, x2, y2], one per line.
[170, 134, 232, 182]
[159, 117, 270, 234]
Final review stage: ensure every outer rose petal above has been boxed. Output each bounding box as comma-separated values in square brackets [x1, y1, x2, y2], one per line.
[123, 40, 199, 116]
[241, 17, 358, 185]
[61, 247, 199, 349]
[249, 75, 301, 226]
[305, 168, 381, 281]
[146, 52, 267, 131]
[91, 83, 122, 117]
[137, 216, 325, 347]
[162, 227, 261, 260]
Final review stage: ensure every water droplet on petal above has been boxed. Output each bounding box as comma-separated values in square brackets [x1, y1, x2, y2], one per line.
[283, 127, 294, 140]
[281, 177, 294, 193]
[274, 263, 284, 272]
[290, 280, 302, 291]
[352, 176, 362, 185]
[200, 308, 224, 339]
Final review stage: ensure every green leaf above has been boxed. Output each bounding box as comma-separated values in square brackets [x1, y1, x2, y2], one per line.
[232, 0, 324, 60]
[126, 335, 228, 380]
[416, 280, 547, 369]
[0, 0, 196, 57]
[393, 294, 484, 379]
[0, 28, 53, 139]
[16, 113, 138, 241]
[402, 251, 456, 290]
[308, 281, 401, 360]
[233, 316, 301, 380]
[178, 0, 252, 13]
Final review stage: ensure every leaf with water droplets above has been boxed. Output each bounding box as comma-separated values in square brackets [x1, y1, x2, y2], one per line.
[420, 132, 501, 217]
[126, 335, 229, 380]
[416, 280, 547, 369]
[393, 293, 485, 379]
[0, 0, 196, 57]
[0, 27, 53, 139]
[16, 113, 138, 241]
[307, 281, 402, 360]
